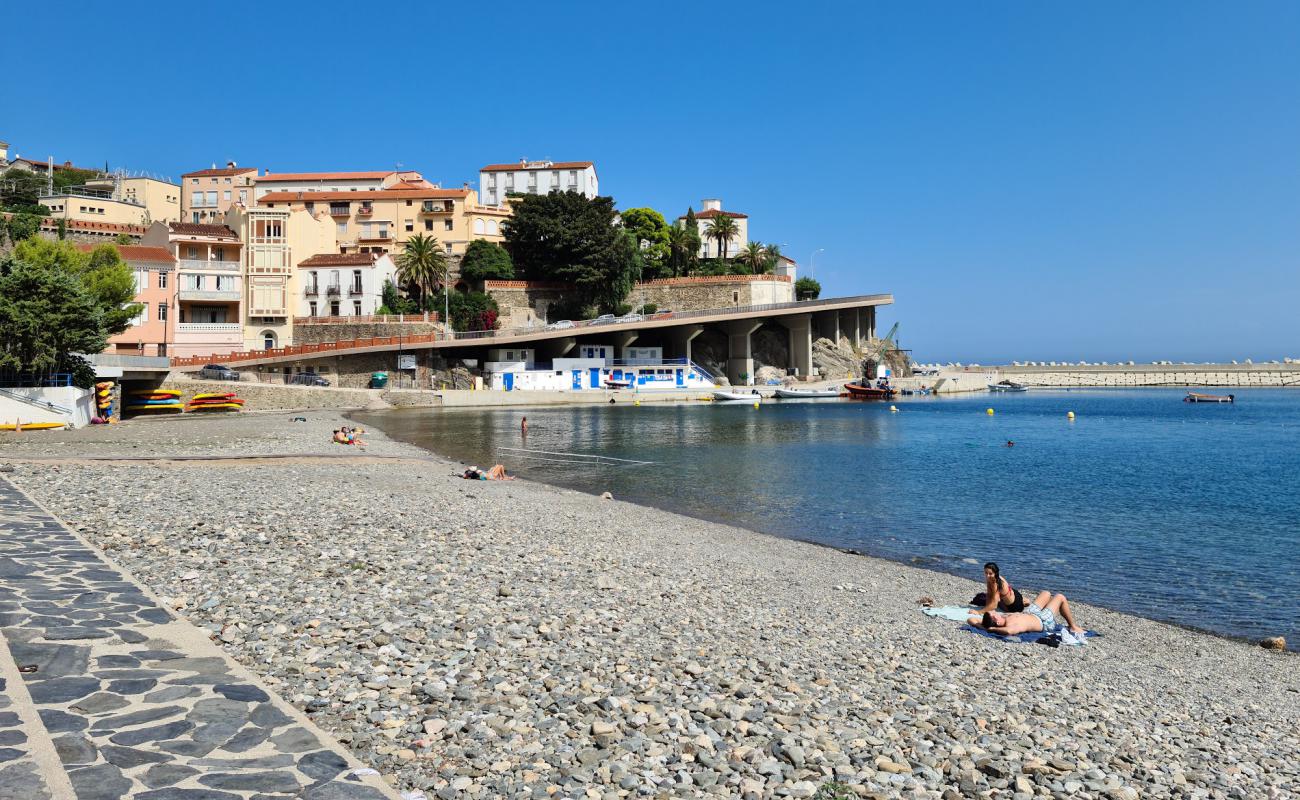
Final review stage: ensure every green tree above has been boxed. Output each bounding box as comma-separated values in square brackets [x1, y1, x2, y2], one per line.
[682, 208, 702, 274]
[0, 256, 108, 388]
[619, 207, 671, 279]
[447, 291, 500, 332]
[764, 243, 784, 271]
[51, 166, 103, 194]
[376, 278, 420, 315]
[666, 223, 696, 278]
[0, 170, 48, 210]
[12, 239, 141, 336]
[395, 234, 447, 307]
[503, 192, 638, 312]
[704, 214, 738, 261]
[4, 213, 43, 245]
[114, 232, 133, 245]
[735, 241, 771, 275]
[458, 239, 514, 283]
[795, 276, 822, 300]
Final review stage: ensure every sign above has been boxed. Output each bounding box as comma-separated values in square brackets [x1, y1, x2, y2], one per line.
[398, 355, 417, 370]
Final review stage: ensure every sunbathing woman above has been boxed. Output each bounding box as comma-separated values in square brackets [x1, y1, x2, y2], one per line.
[976, 562, 1025, 613]
[969, 590, 1085, 636]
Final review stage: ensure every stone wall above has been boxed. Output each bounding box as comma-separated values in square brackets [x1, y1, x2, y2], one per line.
[162, 378, 380, 410]
[998, 366, 1300, 388]
[293, 321, 438, 345]
[481, 282, 572, 330]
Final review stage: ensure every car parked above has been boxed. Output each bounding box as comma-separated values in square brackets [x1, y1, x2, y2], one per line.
[590, 314, 617, 326]
[288, 372, 330, 387]
[617, 313, 644, 324]
[547, 320, 575, 330]
[198, 364, 240, 381]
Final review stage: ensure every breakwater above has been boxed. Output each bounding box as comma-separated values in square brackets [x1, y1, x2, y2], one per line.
[997, 363, 1300, 388]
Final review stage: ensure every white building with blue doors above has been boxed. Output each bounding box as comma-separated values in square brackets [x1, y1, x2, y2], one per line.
[484, 344, 717, 392]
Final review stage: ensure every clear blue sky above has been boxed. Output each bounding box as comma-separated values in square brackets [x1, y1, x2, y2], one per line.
[5, 1, 1298, 363]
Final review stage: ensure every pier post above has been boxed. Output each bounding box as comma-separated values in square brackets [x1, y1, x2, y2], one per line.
[725, 320, 763, 386]
[668, 325, 704, 364]
[777, 313, 813, 379]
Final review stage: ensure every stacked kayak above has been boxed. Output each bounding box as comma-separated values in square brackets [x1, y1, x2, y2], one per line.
[0, 421, 67, 431]
[94, 381, 117, 421]
[126, 389, 184, 414]
[186, 392, 245, 412]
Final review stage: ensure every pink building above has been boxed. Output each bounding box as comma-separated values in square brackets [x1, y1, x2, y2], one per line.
[76, 244, 177, 357]
[142, 221, 244, 358]
[181, 162, 258, 223]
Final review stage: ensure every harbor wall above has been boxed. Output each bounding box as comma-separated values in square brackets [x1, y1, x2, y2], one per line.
[162, 378, 382, 410]
[998, 365, 1300, 388]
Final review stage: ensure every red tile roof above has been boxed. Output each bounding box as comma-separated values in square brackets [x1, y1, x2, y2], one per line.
[168, 221, 240, 239]
[298, 252, 385, 268]
[259, 171, 395, 182]
[75, 244, 176, 264]
[685, 209, 748, 219]
[257, 188, 469, 203]
[480, 161, 593, 172]
[182, 166, 258, 178]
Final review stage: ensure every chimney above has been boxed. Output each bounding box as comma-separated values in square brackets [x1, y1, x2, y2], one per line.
[702, 198, 722, 212]
[520, 157, 528, 166]
[227, 160, 237, 168]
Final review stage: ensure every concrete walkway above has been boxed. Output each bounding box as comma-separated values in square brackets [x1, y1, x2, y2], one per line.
[0, 477, 399, 800]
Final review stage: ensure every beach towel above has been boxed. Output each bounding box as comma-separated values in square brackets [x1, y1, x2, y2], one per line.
[921, 605, 975, 622]
[961, 624, 1099, 646]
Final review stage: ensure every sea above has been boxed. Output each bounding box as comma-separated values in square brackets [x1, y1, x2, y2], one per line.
[355, 387, 1300, 649]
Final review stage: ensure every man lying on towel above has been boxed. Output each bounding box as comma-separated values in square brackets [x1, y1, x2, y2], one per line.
[969, 591, 1086, 638]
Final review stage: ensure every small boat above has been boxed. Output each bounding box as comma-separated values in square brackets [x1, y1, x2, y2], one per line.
[1184, 392, 1234, 404]
[774, 387, 841, 399]
[843, 383, 896, 400]
[713, 390, 763, 402]
[603, 378, 633, 389]
[987, 380, 1028, 392]
[0, 421, 67, 431]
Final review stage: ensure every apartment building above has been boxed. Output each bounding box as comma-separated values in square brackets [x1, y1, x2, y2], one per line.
[253, 170, 427, 200]
[181, 163, 258, 223]
[678, 199, 749, 259]
[115, 177, 180, 223]
[39, 175, 180, 226]
[75, 244, 176, 356]
[298, 252, 397, 318]
[478, 159, 597, 206]
[141, 221, 245, 357]
[257, 186, 507, 257]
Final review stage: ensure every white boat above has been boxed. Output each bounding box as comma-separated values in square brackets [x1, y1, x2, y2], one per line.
[774, 387, 841, 399]
[713, 390, 763, 402]
[987, 380, 1028, 392]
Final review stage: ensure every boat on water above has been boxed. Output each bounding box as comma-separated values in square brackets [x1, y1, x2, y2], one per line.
[713, 390, 763, 402]
[843, 383, 896, 400]
[603, 378, 633, 389]
[987, 380, 1028, 392]
[773, 387, 841, 399]
[1184, 392, 1234, 404]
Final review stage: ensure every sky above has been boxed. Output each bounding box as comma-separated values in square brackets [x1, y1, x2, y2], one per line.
[4, 1, 1298, 363]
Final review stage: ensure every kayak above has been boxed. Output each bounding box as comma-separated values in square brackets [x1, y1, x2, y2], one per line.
[0, 421, 66, 431]
[126, 404, 183, 413]
[129, 389, 182, 397]
[186, 403, 244, 411]
[191, 392, 237, 400]
[131, 397, 186, 405]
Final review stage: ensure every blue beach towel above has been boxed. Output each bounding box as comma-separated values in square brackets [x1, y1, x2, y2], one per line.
[961, 624, 1099, 646]
[921, 605, 976, 622]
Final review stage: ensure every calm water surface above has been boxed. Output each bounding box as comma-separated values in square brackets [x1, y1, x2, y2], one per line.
[356, 388, 1300, 648]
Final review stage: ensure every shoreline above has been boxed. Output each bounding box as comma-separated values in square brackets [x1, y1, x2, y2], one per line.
[3, 410, 1297, 797]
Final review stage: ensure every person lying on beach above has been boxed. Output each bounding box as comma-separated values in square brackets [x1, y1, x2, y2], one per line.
[332, 429, 349, 445]
[461, 465, 514, 481]
[973, 562, 1025, 613]
[969, 590, 1086, 637]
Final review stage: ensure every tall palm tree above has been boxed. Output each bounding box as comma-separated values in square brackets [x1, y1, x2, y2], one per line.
[762, 243, 783, 273]
[667, 223, 695, 277]
[704, 214, 738, 261]
[736, 241, 769, 274]
[396, 234, 447, 307]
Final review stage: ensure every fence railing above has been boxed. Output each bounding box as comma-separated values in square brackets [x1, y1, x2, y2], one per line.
[293, 313, 437, 325]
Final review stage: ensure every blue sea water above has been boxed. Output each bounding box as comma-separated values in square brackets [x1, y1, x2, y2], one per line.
[356, 388, 1300, 648]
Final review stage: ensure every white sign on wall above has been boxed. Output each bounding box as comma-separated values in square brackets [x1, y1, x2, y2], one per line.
[398, 355, 417, 370]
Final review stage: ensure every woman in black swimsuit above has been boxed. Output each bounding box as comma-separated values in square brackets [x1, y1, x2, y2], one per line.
[976, 562, 1025, 613]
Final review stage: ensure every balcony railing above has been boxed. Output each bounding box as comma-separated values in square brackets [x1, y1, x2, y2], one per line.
[348, 284, 364, 296]
[329, 205, 351, 216]
[326, 284, 341, 296]
[304, 286, 319, 297]
[179, 259, 240, 273]
[357, 231, 391, 241]
[175, 323, 242, 335]
[178, 288, 240, 302]
[358, 204, 373, 215]
[421, 201, 455, 213]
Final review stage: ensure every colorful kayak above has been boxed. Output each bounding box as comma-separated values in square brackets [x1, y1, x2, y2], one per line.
[129, 389, 182, 397]
[126, 405, 183, 413]
[0, 421, 66, 431]
[186, 403, 243, 411]
[191, 392, 237, 400]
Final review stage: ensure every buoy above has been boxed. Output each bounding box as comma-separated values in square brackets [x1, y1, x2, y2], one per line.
[986, 408, 995, 415]
[890, 405, 898, 412]
[634, 399, 640, 406]
[753, 401, 759, 409]
[1067, 411, 1075, 420]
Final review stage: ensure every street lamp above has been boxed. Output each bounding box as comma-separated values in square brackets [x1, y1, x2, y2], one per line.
[810, 248, 825, 280]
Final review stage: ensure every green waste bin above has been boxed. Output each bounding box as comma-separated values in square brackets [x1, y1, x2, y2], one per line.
[370, 372, 389, 389]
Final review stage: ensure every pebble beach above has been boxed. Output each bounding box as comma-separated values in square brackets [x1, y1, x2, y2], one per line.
[2, 410, 1297, 799]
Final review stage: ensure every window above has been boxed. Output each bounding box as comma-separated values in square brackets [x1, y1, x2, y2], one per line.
[329, 202, 350, 215]
[405, 221, 413, 232]
[337, 222, 347, 236]
[445, 243, 453, 254]
[330, 301, 340, 316]
[444, 219, 453, 231]
[191, 178, 199, 185]
[223, 190, 231, 201]
[352, 270, 362, 292]
[136, 305, 148, 324]
[309, 301, 317, 316]
[214, 246, 225, 261]
[205, 191, 217, 206]
[406, 199, 412, 206]
[216, 275, 234, 291]
[424, 219, 432, 231]
[158, 302, 168, 321]
[184, 274, 204, 291]
[353, 300, 362, 315]
[238, 189, 247, 204]
[158, 272, 168, 289]
[192, 212, 200, 223]
[224, 177, 232, 184]
[187, 245, 199, 259]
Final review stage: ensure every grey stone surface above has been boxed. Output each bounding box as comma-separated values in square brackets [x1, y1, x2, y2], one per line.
[67, 762, 132, 800]
[140, 762, 199, 788]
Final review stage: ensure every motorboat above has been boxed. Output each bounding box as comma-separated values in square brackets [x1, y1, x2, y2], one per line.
[603, 378, 633, 389]
[713, 390, 763, 402]
[987, 380, 1028, 392]
[1184, 392, 1234, 403]
[774, 387, 841, 399]
[843, 383, 896, 399]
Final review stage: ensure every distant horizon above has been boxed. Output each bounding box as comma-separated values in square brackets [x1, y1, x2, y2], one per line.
[4, 1, 1296, 362]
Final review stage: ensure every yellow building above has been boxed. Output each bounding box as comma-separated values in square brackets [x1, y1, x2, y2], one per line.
[38, 193, 150, 226]
[256, 185, 508, 258]
[119, 177, 181, 223]
[38, 176, 180, 226]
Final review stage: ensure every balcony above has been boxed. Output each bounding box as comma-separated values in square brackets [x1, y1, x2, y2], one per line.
[326, 284, 341, 296]
[175, 323, 242, 334]
[178, 288, 240, 302]
[348, 284, 364, 296]
[357, 230, 392, 242]
[179, 259, 240, 273]
[421, 201, 455, 213]
[358, 204, 373, 215]
[304, 286, 319, 297]
[329, 205, 351, 216]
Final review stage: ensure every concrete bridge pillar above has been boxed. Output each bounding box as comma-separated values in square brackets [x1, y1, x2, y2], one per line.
[725, 320, 763, 386]
[814, 310, 840, 345]
[668, 325, 704, 364]
[540, 336, 576, 360]
[614, 330, 640, 354]
[865, 306, 876, 340]
[777, 313, 813, 379]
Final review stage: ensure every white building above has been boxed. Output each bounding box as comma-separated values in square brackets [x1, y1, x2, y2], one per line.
[677, 199, 749, 259]
[254, 170, 428, 200]
[479, 159, 598, 206]
[297, 252, 397, 319]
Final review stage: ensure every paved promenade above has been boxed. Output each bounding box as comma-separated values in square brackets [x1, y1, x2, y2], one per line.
[0, 477, 398, 800]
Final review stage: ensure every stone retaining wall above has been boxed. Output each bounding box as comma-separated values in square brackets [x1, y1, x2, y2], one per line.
[999, 368, 1300, 388]
[293, 321, 439, 345]
[163, 377, 381, 410]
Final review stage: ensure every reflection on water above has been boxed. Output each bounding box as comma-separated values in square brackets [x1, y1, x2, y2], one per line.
[355, 389, 1300, 648]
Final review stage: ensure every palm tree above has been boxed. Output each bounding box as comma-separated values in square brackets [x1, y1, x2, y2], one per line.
[704, 214, 737, 261]
[762, 243, 783, 273]
[667, 223, 696, 277]
[396, 234, 447, 307]
[736, 241, 769, 274]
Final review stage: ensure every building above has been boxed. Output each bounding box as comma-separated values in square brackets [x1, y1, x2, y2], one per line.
[257, 185, 507, 257]
[678, 199, 749, 259]
[141, 221, 245, 357]
[478, 159, 597, 206]
[297, 252, 397, 319]
[0, 139, 8, 167]
[38, 174, 179, 226]
[253, 170, 426, 200]
[75, 244, 176, 357]
[181, 163, 258, 223]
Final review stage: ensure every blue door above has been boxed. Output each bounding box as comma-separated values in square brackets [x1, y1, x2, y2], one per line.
[503, 373, 514, 391]
[571, 370, 582, 390]
[675, 368, 684, 387]
[589, 368, 601, 388]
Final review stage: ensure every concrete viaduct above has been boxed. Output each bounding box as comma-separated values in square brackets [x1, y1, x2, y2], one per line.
[172, 294, 893, 387]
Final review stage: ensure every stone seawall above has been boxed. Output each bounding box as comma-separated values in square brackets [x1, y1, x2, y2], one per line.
[293, 321, 438, 345]
[163, 377, 382, 410]
[999, 366, 1300, 388]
